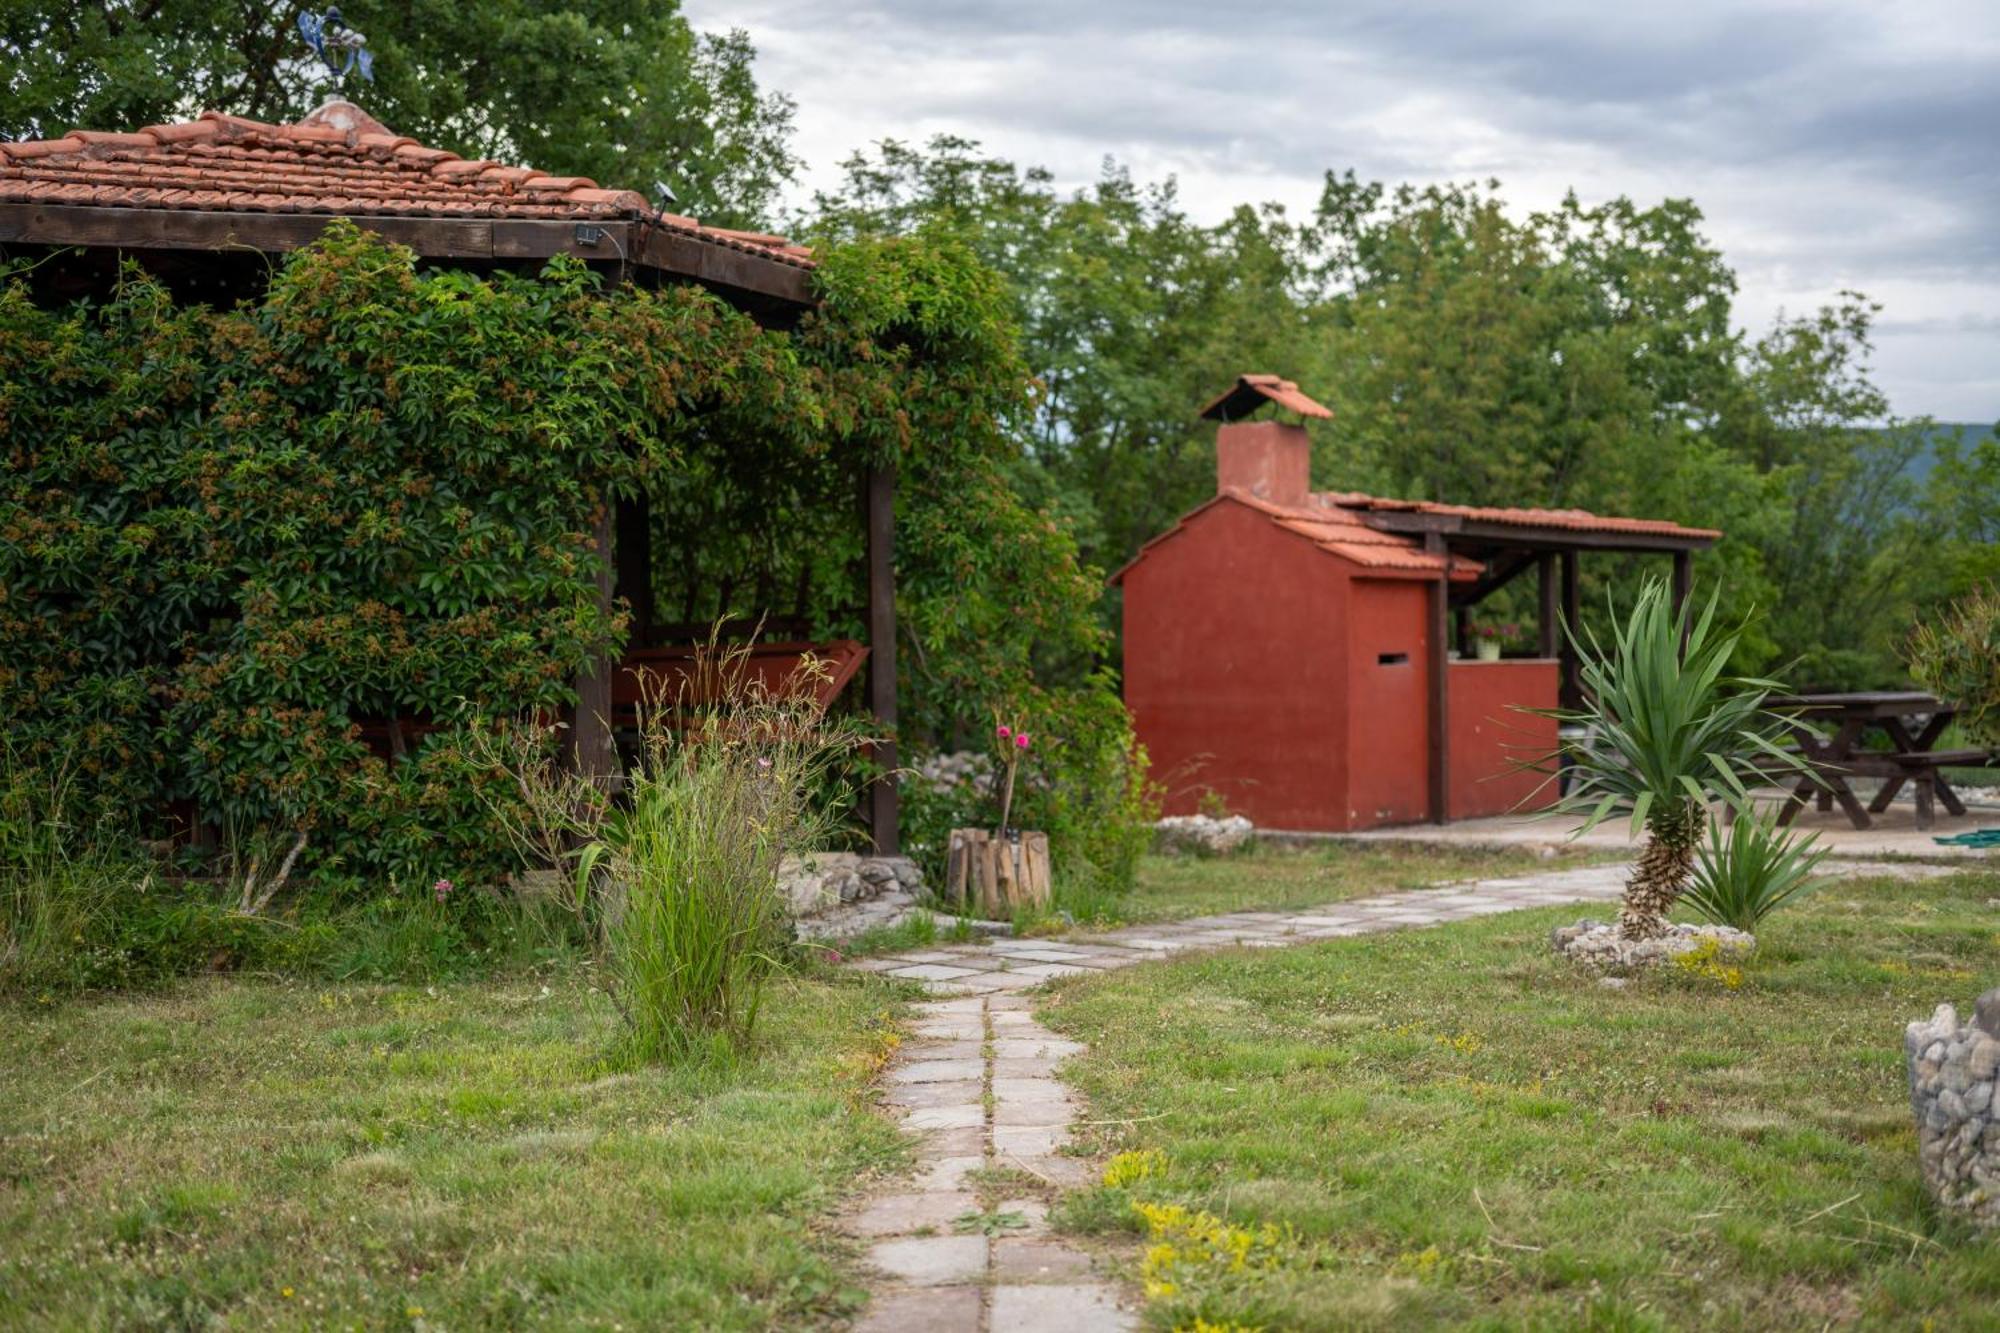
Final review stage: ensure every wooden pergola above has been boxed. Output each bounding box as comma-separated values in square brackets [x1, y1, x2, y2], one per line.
[1346, 498, 1720, 822]
[0, 99, 902, 851]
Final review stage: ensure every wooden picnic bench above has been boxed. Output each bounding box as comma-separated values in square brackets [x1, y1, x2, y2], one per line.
[1770, 691, 1994, 831]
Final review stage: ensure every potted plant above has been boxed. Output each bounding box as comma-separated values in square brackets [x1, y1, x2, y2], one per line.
[944, 721, 1053, 918]
[1469, 620, 1518, 662]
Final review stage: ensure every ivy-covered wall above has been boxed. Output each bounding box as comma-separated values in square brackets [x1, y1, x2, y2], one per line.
[0, 222, 1143, 893]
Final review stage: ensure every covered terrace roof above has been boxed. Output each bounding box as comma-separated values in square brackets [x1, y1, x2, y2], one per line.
[1336, 493, 1720, 553]
[0, 100, 813, 311]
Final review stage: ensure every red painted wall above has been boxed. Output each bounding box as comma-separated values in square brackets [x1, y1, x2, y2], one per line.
[1344, 576, 1433, 827]
[1121, 501, 1350, 829]
[1448, 660, 1559, 818]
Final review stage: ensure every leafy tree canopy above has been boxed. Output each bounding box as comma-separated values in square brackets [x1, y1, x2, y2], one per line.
[807, 139, 1982, 687]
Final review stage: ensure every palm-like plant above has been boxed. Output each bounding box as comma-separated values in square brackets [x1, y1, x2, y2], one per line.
[1539, 578, 1806, 940]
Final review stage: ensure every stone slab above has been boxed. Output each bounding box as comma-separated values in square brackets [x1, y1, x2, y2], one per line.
[901, 1104, 984, 1131]
[988, 1283, 1137, 1332]
[992, 1237, 1097, 1282]
[853, 1285, 983, 1333]
[850, 1191, 981, 1238]
[882, 1079, 985, 1109]
[866, 1234, 989, 1287]
[888, 1058, 985, 1084]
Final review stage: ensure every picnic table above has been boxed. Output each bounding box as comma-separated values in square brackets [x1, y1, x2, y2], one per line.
[1769, 691, 1989, 830]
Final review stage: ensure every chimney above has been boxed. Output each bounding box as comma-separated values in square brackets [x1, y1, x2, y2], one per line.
[1216, 420, 1312, 506]
[1198, 373, 1332, 509]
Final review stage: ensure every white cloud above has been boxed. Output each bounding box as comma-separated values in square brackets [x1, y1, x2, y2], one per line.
[689, 0, 2000, 422]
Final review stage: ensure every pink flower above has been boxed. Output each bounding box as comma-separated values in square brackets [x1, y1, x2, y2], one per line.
[1015, 733, 1031, 750]
[996, 725, 1012, 741]
[433, 878, 453, 902]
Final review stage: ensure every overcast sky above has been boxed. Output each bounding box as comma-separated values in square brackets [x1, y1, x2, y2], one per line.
[685, 0, 2000, 424]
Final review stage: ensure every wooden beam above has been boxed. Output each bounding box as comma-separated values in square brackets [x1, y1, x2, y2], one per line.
[569, 508, 618, 785]
[864, 462, 900, 855]
[1671, 548, 1693, 655]
[614, 493, 652, 649]
[1446, 549, 1538, 608]
[0, 203, 813, 308]
[1537, 553, 1558, 658]
[1425, 532, 1451, 824]
[1358, 508, 1715, 553]
[1560, 548, 1581, 710]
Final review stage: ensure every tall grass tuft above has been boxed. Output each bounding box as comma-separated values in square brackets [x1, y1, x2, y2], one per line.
[1682, 809, 1828, 933]
[576, 642, 868, 1064]
[0, 743, 138, 993]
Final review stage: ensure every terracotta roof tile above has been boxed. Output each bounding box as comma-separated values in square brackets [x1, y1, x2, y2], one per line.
[1108, 489, 1481, 585]
[1327, 493, 1720, 541]
[1199, 372, 1334, 422]
[0, 98, 814, 270]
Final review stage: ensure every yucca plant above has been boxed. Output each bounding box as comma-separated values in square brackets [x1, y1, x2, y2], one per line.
[1682, 810, 1828, 932]
[1536, 578, 1808, 941]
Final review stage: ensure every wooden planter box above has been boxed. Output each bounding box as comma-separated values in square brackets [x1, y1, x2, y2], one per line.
[944, 828, 1052, 919]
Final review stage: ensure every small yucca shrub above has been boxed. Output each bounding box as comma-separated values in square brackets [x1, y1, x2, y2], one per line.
[1682, 810, 1827, 933]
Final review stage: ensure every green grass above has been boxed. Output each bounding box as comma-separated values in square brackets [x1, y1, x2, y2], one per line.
[1041, 868, 2000, 1330]
[0, 966, 911, 1330]
[1099, 840, 1604, 925]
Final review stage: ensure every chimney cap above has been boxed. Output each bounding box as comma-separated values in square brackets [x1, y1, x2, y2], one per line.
[1199, 373, 1332, 423]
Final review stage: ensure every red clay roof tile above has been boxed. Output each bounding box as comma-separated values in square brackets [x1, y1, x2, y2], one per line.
[0, 99, 814, 270]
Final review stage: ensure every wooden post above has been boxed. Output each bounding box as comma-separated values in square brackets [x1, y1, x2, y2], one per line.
[865, 462, 900, 855]
[569, 507, 618, 784]
[614, 493, 652, 648]
[1537, 552, 1558, 659]
[1425, 532, 1451, 824]
[1671, 548, 1692, 655]
[1560, 548, 1581, 710]
[1452, 604, 1471, 659]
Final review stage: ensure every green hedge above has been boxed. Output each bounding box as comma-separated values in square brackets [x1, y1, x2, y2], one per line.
[1, 222, 1142, 899]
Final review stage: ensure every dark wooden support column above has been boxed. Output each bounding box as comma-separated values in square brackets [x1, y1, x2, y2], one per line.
[864, 463, 900, 855]
[570, 507, 618, 784]
[1537, 553, 1558, 658]
[1560, 548, 1581, 710]
[1671, 548, 1693, 655]
[1452, 604, 1470, 658]
[614, 493, 653, 648]
[1425, 533, 1451, 824]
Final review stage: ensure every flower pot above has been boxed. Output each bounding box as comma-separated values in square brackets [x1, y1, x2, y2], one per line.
[945, 827, 1052, 919]
[1475, 640, 1502, 662]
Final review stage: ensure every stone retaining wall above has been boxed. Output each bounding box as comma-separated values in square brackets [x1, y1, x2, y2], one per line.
[1905, 988, 2000, 1228]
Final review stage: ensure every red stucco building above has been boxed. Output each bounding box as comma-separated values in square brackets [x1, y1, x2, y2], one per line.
[1114, 375, 1720, 832]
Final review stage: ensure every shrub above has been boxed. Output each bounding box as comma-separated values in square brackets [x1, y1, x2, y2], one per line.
[1535, 578, 1805, 941]
[573, 645, 868, 1064]
[1907, 583, 2000, 746]
[0, 745, 136, 993]
[1682, 810, 1827, 933]
[902, 678, 1158, 895]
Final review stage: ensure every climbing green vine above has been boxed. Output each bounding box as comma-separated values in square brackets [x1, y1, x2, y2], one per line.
[0, 220, 1140, 896]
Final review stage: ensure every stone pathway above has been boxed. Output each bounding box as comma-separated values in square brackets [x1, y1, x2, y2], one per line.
[841, 858, 1955, 1330]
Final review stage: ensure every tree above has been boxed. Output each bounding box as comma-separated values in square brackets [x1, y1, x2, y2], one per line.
[1724, 295, 1931, 685]
[0, 1, 797, 226]
[1543, 581, 1801, 940]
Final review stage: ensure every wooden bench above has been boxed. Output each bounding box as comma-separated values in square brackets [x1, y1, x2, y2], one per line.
[1863, 748, 1994, 829]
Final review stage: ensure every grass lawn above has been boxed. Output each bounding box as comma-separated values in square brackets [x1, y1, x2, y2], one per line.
[1107, 840, 1604, 925]
[0, 966, 910, 1330]
[1042, 866, 2000, 1330]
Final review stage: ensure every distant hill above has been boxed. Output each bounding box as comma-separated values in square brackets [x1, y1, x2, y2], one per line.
[1894, 421, 1991, 491]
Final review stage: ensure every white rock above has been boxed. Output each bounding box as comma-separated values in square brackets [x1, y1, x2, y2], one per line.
[1155, 814, 1255, 855]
